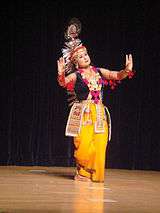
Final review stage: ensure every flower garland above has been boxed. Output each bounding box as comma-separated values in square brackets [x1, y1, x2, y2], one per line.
[58, 67, 136, 94]
[78, 67, 103, 104]
[101, 70, 136, 90]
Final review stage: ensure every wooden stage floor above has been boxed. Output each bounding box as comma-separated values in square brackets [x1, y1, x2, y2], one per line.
[0, 166, 159, 213]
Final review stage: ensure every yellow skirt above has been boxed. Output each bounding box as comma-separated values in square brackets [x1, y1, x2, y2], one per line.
[73, 103, 108, 182]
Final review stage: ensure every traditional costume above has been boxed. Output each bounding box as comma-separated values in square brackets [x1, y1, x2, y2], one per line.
[57, 18, 135, 182]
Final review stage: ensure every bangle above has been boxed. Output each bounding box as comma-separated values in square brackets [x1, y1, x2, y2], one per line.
[127, 70, 136, 79]
[57, 73, 66, 87]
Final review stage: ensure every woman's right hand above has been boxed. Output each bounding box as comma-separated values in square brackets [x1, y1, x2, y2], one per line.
[57, 57, 65, 75]
[57, 56, 76, 88]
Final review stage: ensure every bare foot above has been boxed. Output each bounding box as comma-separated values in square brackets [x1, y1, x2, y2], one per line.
[74, 174, 91, 182]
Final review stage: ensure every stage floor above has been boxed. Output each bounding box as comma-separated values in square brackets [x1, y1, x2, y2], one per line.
[0, 166, 159, 213]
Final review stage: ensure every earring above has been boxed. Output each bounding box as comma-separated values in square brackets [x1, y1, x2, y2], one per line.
[75, 64, 79, 69]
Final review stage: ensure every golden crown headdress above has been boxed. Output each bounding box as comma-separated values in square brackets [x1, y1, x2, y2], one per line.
[62, 17, 85, 74]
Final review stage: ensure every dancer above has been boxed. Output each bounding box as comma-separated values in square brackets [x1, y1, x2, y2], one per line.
[57, 18, 135, 182]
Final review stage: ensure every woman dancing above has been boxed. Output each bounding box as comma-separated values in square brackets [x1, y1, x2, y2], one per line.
[57, 18, 135, 182]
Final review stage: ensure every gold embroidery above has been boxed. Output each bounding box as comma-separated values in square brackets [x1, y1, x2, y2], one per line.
[65, 103, 85, 137]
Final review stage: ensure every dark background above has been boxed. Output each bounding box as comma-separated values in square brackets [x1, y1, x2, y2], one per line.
[1, 0, 160, 170]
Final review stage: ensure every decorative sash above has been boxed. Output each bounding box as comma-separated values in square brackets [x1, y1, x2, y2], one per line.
[95, 104, 105, 133]
[65, 101, 112, 141]
[65, 103, 85, 137]
[105, 106, 112, 141]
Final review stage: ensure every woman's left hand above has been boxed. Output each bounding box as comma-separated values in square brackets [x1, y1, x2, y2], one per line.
[125, 54, 133, 70]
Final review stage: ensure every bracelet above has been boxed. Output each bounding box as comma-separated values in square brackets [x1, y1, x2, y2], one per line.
[126, 69, 136, 79]
[57, 73, 66, 87]
[57, 73, 75, 91]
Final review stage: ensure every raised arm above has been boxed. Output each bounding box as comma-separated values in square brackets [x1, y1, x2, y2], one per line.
[99, 54, 133, 80]
[57, 57, 76, 88]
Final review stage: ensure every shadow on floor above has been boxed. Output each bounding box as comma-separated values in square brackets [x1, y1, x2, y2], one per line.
[27, 168, 75, 180]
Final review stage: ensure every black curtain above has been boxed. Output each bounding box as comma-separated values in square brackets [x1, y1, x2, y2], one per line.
[1, 0, 160, 170]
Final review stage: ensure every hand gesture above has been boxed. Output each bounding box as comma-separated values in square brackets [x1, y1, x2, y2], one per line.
[125, 54, 133, 71]
[57, 57, 65, 75]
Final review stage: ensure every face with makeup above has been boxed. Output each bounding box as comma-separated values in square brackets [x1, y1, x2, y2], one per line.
[72, 47, 91, 69]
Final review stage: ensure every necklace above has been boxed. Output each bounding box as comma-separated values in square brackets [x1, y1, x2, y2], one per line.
[78, 66, 103, 104]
